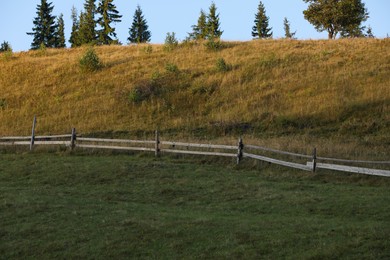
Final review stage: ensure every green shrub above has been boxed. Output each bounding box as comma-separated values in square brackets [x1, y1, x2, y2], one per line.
[143, 45, 153, 54]
[205, 37, 222, 51]
[0, 41, 12, 52]
[79, 47, 101, 72]
[128, 79, 159, 103]
[164, 32, 179, 52]
[165, 63, 179, 73]
[216, 58, 232, 72]
[0, 98, 7, 109]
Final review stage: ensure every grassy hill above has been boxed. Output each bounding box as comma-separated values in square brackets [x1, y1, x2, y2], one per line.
[0, 39, 389, 156]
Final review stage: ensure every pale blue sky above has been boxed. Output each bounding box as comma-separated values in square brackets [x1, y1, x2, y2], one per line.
[1, 0, 389, 52]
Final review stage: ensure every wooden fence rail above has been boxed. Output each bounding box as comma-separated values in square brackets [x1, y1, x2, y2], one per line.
[1, 125, 389, 178]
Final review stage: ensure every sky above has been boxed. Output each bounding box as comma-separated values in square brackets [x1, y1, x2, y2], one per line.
[1, 0, 389, 52]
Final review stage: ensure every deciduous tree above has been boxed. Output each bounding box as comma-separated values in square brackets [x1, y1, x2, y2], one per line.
[303, 0, 369, 39]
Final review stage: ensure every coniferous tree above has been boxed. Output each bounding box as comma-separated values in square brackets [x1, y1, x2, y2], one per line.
[27, 0, 57, 49]
[128, 5, 151, 44]
[366, 25, 374, 38]
[252, 1, 272, 39]
[206, 2, 223, 39]
[97, 0, 122, 45]
[190, 10, 208, 40]
[69, 6, 81, 47]
[55, 14, 66, 48]
[283, 17, 296, 39]
[79, 0, 97, 45]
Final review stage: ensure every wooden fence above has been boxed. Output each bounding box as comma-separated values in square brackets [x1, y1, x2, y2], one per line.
[1, 117, 389, 178]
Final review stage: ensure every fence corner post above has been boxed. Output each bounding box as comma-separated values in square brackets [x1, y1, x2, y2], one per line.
[70, 128, 76, 151]
[155, 130, 160, 157]
[312, 147, 317, 173]
[237, 137, 244, 165]
[30, 116, 37, 151]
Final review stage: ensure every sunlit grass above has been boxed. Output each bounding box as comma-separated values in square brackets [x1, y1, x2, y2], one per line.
[0, 39, 389, 157]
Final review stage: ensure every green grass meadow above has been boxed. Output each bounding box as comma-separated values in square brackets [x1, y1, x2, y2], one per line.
[1, 152, 389, 259]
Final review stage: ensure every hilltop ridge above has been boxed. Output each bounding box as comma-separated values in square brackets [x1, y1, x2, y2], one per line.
[0, 39, 389, 154]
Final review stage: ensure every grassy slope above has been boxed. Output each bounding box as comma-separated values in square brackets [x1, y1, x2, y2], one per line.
[0, 39, 389, 154]
[1, 153, 389, 259]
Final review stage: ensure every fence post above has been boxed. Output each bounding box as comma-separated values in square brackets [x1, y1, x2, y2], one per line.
[155, 130, 160, 157]
[237, 137, 244, 165]
[70, 128, 76, 150]
[30, 116, 36, 151]
[312, 147, 317, 173]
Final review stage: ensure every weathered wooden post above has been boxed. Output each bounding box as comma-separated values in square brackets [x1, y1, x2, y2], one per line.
[70, 128, 76, 151]
[30, 116, 36, 151]
[312, 147, 317, 173]
[155, 130, 160, 157]
[237, 137, 244, 165]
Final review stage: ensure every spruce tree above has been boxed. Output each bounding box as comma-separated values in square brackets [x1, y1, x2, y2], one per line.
[366, 26, 374, 38]
[97, 0, 122, 45]
[190, 10, 208, 40]
[55, 14, 66, 48]
[206, 2, 223, 39]
[79, 0, 97, 45]
[252, 1, 272, 39]
[27, 0, 57, 49]
[128, 5, 151, 44]
[283, 17, 296, 39]
[69, 6, 81, 47]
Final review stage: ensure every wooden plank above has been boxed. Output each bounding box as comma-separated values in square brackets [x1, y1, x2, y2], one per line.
[307, 162, 390, 177]
[161, 141, 237, 150]
[77, 144, 155, 152]
[317, 156, 390, 165]
[77, 137, 155, 144]
[0, 141, 71, 146]
[245, 144, 313, 159]
[34, 141, 71, 145]
[243, 152, 311, 171]
[35, 134, 73, 139]
[30, 116, 36, 151]
[0, 136, 31, 140]
[162, 149, 236, 157]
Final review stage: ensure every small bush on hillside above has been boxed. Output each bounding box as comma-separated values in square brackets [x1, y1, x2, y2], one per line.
[128, 79, 159, 103]
[0, 41, 12, 52]
[164, 32, 179, 52]
[143, 45, 153, 54]
[216, 58, 232, 72]
[0, 98, 7, 109]
[79, 48, 101, 72]
[165, 63, 179, 73]
[205, 37, 222, 51]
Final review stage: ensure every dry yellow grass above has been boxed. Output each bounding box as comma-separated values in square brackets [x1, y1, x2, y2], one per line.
[0, 39, 389, 157]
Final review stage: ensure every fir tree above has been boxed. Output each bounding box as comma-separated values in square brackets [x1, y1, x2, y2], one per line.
[79, 0, 97, 45]
[97, 0, 122, 45]
[252, 1, 272, 39]
[206, 2, 223, 39]
[283, 17, 296, 39]
[128, 5, 151, 44]
[366, 25, 374, 38]
[190, 10, 208, 40]
[27, 0, 57, 49]
[55, 14, 66, 48]
[69, 6, 81, 47]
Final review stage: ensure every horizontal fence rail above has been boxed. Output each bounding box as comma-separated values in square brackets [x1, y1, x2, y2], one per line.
[1, 119, 389, 178]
